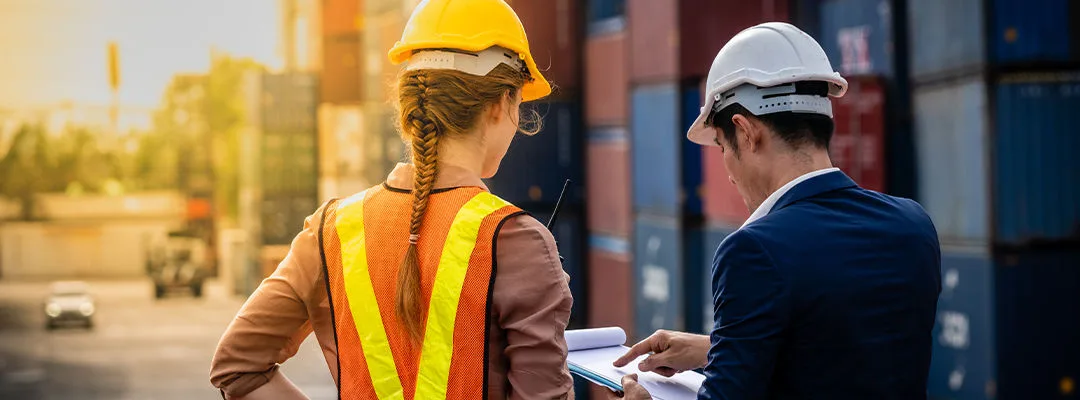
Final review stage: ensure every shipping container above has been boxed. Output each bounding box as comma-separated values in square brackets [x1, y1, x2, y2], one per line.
[486, 102, 583, 207]
[586, 128, 633, 236]
[702, 146, 750, 226]
[627, 0, 677, 83]
[521, 207, 588, 329]
[992, 0, 1080, 65]
[993, 74, 1080, 245]
[585, 31, 628, 127]
[680, 85, 705, 216]
[631, 83, 680, 216]
[261, 73, 319, 134]
[678, 0, 790, 79]
[930, 247, 1080, 400]
[317, 104, 366, 183]
[689, 224, 736, 335]
[587, 0, 625, 24]
[512, 0, 583, 96]
[913, 77, 989, 244]
[831, 76, 887, 192]
[321, 34, 363, 104]
[632, 214, 684, 339]
[261, 73, 320, 198]
[360, 103, 402, 188]
[907, 0, 985, 81]
[588, 244, 634, 334]
[322, 0, 363, 36]
[929, 247, 996, 400]
[362, 11, 404, 103]
[818, 0, 895, 77]
[260, 195, 319, 246]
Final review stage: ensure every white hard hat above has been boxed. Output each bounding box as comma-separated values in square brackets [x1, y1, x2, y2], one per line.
[686, 22, 849, 147]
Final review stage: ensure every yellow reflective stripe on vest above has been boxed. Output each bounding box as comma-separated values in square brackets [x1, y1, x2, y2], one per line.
[335, 190, 405, 400]
[415, 191, 511, 399]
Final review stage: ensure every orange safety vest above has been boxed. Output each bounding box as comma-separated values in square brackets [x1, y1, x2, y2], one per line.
[318, 185, 524, 399]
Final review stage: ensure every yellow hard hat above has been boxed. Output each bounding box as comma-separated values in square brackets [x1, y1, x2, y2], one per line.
[388, 0, 551, 101]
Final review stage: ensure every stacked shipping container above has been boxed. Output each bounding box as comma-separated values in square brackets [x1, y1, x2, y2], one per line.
[584, 1, 633, 360]
[907, 1, 1080, 398]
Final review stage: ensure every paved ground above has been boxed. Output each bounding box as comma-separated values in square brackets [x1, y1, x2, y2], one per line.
[0, 279, 336, 400]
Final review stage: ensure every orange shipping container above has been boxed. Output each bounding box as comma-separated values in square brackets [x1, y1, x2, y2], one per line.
[585, 31, 628, 127]
[588, 248, 633, 334]
[586, 128, 632, 236]
[627, 0, 678, 83]
[322, 0, 363, 36]
[321, 33, 363, 103]
[511, 0, 583, 96]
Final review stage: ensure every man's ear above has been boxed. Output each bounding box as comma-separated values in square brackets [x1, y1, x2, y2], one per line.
[731, 114, 762, 153]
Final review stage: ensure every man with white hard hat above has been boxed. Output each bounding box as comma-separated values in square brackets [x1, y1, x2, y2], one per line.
[611, 22, 941, 399]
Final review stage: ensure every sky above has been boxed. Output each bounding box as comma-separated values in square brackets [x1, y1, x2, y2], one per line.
[0, 0, 283, 109]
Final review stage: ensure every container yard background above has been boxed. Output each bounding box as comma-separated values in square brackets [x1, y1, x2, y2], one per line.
[0, 0, 1078, 399]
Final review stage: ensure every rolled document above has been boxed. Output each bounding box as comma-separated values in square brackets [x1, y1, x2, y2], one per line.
[565, 327, 704, 400]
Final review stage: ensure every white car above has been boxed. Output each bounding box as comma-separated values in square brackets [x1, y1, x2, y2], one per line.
[44, 281, 95, 329]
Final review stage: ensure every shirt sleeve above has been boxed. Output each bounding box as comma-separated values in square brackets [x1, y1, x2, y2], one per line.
[699, 229, 790, 400]
[493, 214, 575, 400]
[209, 202, 328, 398]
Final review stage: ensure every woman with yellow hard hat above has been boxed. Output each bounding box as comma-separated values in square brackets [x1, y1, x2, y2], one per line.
[210, 0, 574, 399]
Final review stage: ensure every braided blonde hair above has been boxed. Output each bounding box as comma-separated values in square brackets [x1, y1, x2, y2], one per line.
[394, 63, 535, 342]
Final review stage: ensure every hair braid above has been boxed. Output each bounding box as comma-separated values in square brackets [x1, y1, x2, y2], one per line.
[391, 64, 534, 344]
[396, 71, 441, 343]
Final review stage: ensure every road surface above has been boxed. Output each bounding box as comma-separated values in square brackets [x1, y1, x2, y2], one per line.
[0, 279, 336, 400]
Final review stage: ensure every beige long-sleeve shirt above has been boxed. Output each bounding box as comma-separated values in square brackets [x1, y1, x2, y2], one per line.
[210, 163, 574, 399]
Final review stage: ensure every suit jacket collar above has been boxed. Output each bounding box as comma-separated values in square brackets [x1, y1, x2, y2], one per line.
[770, 170, 858, 213]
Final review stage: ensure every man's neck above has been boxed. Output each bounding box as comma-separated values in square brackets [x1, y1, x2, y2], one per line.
[766, 149, 835, 197]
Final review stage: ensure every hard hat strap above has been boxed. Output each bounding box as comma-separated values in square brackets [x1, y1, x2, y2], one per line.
[709, 82, 833, 120]
[405, 47, 527, 77]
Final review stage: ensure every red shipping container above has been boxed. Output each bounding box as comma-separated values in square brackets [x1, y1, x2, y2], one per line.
[588, 249, 634, 333]
[586, 131, 632, 235]
[511, 0, 583, 96]
[678, 0, 790, 79]
[830, 76, 886, 192]
[627, 0, 678, 83]
[585, 31, 628, 127]
[703, 146, 750, 226]
[322, 0, 363, 36]
[321, 34, 363, 103]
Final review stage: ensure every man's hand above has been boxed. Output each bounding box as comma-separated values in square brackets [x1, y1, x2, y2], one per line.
[613, 330, 710, 377]
[605, 374, 652, 400]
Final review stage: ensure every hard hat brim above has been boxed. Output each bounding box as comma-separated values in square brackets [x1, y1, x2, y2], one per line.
[389, 41, 551, 102]
[686, 71, 848, 147]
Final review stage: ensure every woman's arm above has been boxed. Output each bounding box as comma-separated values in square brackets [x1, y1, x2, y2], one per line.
[210, 204, 329, 399]
[494, 215, 575, 400]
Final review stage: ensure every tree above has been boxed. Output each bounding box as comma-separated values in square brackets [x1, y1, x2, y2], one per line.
[0, 124, 52, 220]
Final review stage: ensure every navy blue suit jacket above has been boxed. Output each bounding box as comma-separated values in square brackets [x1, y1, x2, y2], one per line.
[699, 171, 941, 400]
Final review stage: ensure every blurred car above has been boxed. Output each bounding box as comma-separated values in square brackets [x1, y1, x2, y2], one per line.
[146, 232, 208, 299]
[44, 281, 95, 330]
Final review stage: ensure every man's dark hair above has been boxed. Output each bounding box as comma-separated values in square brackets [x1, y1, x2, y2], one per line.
[706, 81, 835, 155]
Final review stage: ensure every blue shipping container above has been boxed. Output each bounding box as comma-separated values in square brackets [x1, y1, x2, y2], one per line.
[913, 77, 990, 244]
[929, 247, 996, 400]
[907, 0, 985, 80]
[486, 101, 583, 207]
[931, 247, 1080, 400]
[633, 214, 684, 338]
[993, 0, 1080, 64]
[819, 0, 895, 77]
[631, 83, 681, 216]
[587, 0, 625, 26]
[688, 224, 736, 335]
[993, 75, 1080, 245]
[681, 85, 705, 216]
